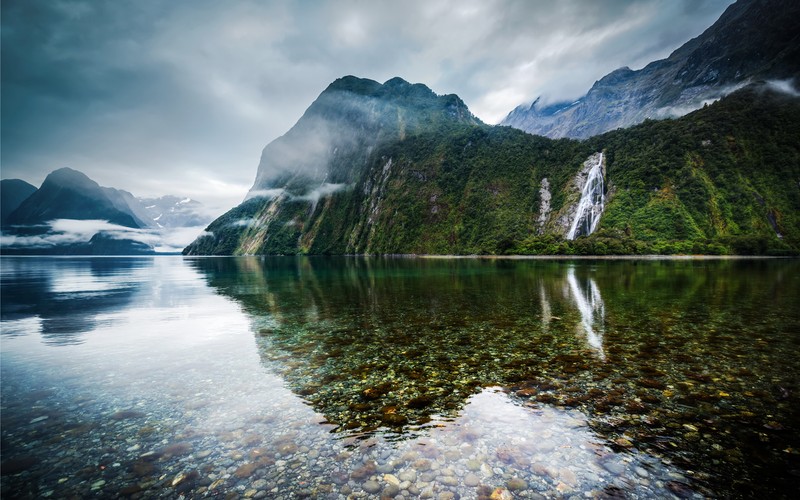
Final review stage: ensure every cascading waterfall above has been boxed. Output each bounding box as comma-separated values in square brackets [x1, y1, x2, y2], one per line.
[567, 153, 605, 240]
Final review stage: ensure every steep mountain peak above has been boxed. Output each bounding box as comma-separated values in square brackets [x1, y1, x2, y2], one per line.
[43, 167, 101, 192]
[502, 0, 800, 138]
[5, 167, 142, 229]
[250, 75, 480, 194]
[324, 75, 383, 96]
[593, 67, 634, 87]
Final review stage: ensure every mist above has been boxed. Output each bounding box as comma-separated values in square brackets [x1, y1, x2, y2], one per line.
[0, 219, 207, 254]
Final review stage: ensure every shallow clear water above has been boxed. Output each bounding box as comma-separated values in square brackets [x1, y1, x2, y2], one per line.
[1, 256, 798, 498]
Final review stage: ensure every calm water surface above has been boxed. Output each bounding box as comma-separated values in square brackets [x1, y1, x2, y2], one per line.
[1, 256, 798, 498]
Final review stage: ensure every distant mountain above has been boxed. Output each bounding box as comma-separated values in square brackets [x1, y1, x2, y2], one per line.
[138, 195, 209, 228]
[4, 168, 145, 229]
[185, 74, 800, 257]
[501, 0, 800, 139]
[1, 179, 37, 225]
[1, 167, 214, 254]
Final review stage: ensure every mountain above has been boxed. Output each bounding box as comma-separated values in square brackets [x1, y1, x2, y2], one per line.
[185, 76, 800, 257]
[501, 0, 800, 139]
[4, 168, 145, 229]
[185, 75, 481, 255]
[1, 179, 37, 225]
[138, 195, 210, 228]
[1, 168, 154, 254]
[1, 167, 214, 255]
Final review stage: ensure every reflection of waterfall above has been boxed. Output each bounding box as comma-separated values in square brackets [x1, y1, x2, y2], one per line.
[566, 268, 606, 360]
[539, 283, 551, 332]
[567, 153, 605, 240]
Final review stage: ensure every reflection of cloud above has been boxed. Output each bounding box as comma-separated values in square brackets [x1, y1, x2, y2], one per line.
[566, 267, 605, 361]
[0, 257, 145, 345]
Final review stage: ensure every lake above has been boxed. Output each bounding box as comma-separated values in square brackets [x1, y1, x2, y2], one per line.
[1, 256, 798, 498]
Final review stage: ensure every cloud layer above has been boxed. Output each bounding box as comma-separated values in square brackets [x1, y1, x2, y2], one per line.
[1, 219, 207, 253]
[2, 0, 733, 216]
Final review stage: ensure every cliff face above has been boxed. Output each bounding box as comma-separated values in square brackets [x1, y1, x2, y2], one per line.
[185, 78, 800, 256]
[501, 0, 800, 139]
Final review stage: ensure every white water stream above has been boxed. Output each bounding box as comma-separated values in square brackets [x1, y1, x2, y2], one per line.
[567, 153, 605, 240]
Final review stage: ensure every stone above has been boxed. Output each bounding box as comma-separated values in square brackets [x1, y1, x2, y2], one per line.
[377, 462, 395, 474]
[439, 476, 458, 486]
[351, 461, 377, 480]
[507, 478, 527, 491]
[234, 463, 258, 479]
[363, 480, 381, 494]
[602, 461, 625, 475]
[111, 410, 146, 420]
[398, 470, 417, 482]
[614, 437, 633, 448]
[559, 467, 577, 485]
[161, 441, 193, 457]
[171, 470, 199, 487]
[490, 488, 513, 500]
[383, 484, 401, 497]
[412, 459, 432, 471]
[464, 473, 481, 487]
[384, 474, 401, 486]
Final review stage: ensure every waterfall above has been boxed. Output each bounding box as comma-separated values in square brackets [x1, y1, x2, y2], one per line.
[567, 153, 605, 240]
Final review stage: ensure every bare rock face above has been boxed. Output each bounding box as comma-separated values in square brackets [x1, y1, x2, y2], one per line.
[502, 0, 800, 139]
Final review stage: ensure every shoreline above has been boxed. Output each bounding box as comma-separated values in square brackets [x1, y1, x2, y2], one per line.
[2, 253, 795, 260]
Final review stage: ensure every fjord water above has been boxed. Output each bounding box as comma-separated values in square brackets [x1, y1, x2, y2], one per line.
[1, 257, 798, 498]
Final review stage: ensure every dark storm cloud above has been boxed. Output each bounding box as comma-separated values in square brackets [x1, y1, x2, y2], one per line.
[1, 0, 733, 216]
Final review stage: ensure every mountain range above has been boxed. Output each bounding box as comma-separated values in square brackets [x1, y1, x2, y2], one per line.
[185, 77, 799, 256]
[1, 168, 212, 254]
[2, 0, 798, 257]
[501, 0, 800, 139]
[184, 0, 799, 257]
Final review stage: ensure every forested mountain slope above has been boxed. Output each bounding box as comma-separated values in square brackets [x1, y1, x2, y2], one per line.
[185, 79, 799, 256]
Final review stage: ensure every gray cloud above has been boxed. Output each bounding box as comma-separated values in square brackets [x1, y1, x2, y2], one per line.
[2, 0, 733, 217]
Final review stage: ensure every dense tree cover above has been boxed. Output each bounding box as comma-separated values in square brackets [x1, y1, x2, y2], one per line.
[185, 84, 800, 256]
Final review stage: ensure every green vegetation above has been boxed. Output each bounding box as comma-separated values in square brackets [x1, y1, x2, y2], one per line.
[185, 84, 800, 256]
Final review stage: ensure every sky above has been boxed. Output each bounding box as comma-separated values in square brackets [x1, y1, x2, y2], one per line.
[2, 0, 734, 218]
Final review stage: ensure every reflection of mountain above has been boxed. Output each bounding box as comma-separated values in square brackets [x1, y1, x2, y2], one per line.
[0, 257, 147, 345]
[189, 257, 620, 438]
[189, 256, 800, 495]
